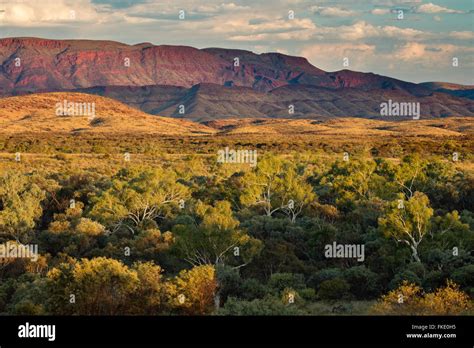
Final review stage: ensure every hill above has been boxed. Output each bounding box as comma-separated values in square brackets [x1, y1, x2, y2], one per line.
[0, 92, 215, 135]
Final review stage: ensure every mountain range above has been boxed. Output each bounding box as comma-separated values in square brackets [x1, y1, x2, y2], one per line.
[0, 37, 473, 122]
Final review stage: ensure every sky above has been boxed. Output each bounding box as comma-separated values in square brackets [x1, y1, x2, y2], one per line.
[0, 0, 473, 84]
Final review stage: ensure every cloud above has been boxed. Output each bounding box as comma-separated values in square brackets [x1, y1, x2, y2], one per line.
[0, 0, 100, 26]
[311, 6, 358, 17]
[370, 8, 391, 15]
[449, 31, 474, 40]
[195, 3, 250, 14]
[215, 16, 316, 36]
[333, 21, 429, 41]
[417, 3, 464, 14]
[228, 19, 430, 43]
[300, 43, 376, 71]
[394, 42, 426, 61]
[392, 42, 474, 68]
[370, 2, 465, 16]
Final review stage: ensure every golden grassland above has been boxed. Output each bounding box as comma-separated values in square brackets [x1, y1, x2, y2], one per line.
[0, 91, 472, 174]
[0, 92, 473, 137]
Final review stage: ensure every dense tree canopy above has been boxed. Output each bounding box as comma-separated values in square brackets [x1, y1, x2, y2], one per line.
[0, 150, 472, 315]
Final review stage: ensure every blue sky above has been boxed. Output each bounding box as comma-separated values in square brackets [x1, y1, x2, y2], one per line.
[0, 0, 472, 84]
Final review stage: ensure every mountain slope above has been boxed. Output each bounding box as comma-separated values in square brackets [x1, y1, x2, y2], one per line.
[0, 37, 328, 94]
[419, 82, 474, 100]
[78, 83, 474, 122]
[0, 37, 436, 95]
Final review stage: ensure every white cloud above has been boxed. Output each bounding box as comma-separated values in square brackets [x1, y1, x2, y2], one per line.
[417, 3, 463, 14]
[195, 3, 250, 13]
[371, 8, 391, 15]
[213, 16, 317, 41]
[392, 42, 474, 68]
[122, 15, 157, 24]
[0, 0, 100, 26]
[228, 20, 430, 43]
[394, 42, 427, 61]
[335, 21, 428, 41]
[311, 6, 358, 17]
[449, 31, 474, 40]
[300, 43, 376, 71]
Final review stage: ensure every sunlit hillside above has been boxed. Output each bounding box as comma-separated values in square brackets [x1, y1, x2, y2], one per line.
[0, 93, 215, 135]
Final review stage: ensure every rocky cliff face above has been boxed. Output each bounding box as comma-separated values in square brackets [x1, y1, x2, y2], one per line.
[0, 37, 431, 94]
